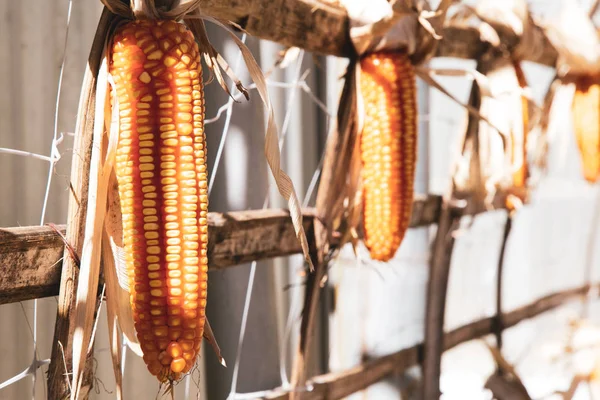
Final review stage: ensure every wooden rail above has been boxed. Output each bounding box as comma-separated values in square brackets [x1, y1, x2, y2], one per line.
[0, 195, 441, 306]
[198, 0, 558, 66]
[257, 284, 597, 399]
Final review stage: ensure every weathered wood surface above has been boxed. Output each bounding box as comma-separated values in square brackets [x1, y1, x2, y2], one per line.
[200, 0, 352, 58]
[199, 0, 558, 66]
[260, 283, 598, 400]
[0, 225, 65, 304]
[208, 208, 318, 269]
[0, 194, 441, 306]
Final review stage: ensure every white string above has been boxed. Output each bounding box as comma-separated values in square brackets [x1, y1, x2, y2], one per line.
[207, 33, 248, 195]
[188, 30, 249, 400]
[228, 383, 314, 399]
[0, 359, 51, 390]
[0, 137, 63, 163]
[277, 149, 326, 388]
[205, 79, 333, 126]
[9, 1, 76, 398]
[227, 50, 306, 399]
[41, 0, 74, 226]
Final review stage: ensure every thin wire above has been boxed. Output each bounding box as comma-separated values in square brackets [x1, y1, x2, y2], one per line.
[184, 370, 192, 399]
[0, 147, 60, 163]
[276, 55, 335, 387]
[227, 50, 306, 399]
[120, 337, 127, 377]
[279, 67, 309, 147]
[196, 32, 248, 400]
[205, 79, 333, 126]
[278, 145, 326, 387]
[227, 260, 259, 399]
[41, 0, 73, 225]
[228, 383, 314, 399]
[28, 1, 75, 398]
[207, 33, 248, 195]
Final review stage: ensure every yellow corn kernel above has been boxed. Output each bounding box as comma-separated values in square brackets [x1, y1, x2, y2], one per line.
[110, 18, 208, 383]
[359, 51, 417, 262]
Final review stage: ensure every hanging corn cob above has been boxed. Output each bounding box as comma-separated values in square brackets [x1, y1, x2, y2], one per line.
[572, 75, 600, 183]
[359, 51, 417, 262]
[65, 2, 313, 397]
[110, 19, 207, 382]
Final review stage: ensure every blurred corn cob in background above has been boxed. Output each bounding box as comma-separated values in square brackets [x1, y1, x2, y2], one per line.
[359, 52, 417, 262]
[572, 75, 600, 183]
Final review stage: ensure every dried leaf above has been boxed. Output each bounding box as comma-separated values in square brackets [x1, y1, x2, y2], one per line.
[319, 62, 362, 256]
[184, 18, 248, 101]
[416, 66, 508, 138]
[197, 14, 315, 270]
[71, 50, 116, 400]
[203, 318, 226, 367]
[484, 371, 532, 400]
[103, 234, 123, 400]
[100, 0, 132, 17]
[270, 47, 302, 73]
[104, 168, 142, 357]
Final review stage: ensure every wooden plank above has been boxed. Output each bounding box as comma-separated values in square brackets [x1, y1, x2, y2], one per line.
[207, 208, 317, 270]
[198, 0, 351, 58]
[260, 284, 598, 400]
[197, 0, 558, 66]
[0, 194, 442, 306]
[0, 226, 64, 304]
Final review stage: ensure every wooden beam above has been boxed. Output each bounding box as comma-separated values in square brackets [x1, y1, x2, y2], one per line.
[0, 194, 442, 305]
[200, 0, 352, 58]
[258, 284, 598, 400]
[0, 225, 65, 305]
[199, 0, 558, 66]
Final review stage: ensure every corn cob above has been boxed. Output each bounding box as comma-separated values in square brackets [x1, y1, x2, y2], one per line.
[359, 52, 417, 262]
[572, 75, 600, 183]
[110, 19, 208, 382]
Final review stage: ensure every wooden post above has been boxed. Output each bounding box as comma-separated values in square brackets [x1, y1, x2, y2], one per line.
[422, 206, 461, 400]
[494, 213, 513, 349]
[422, 74, 483, 399]
[46, 9, 115, 399]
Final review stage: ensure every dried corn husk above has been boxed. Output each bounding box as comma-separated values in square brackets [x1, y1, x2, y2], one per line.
[318, 0, 453, 258]
[543, 2, 600, 77]
[340, 0, 452, 61]
[453, 58, 531, 210]
[529, 2, 600, 184]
